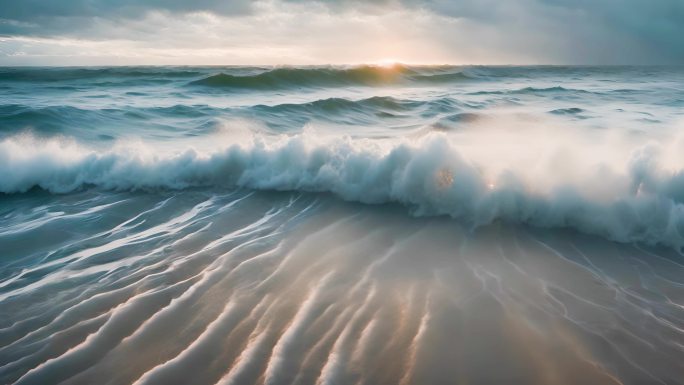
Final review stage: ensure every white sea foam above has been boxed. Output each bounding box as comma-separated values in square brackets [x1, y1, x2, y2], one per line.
[2, 125, 684, 249]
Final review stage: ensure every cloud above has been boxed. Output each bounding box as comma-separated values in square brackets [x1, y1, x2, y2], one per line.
[0, 0, 682, 65]
[0, 0, 252, 21]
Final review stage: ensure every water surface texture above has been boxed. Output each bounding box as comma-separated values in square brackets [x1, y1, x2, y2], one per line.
[1, 65, 684, 385]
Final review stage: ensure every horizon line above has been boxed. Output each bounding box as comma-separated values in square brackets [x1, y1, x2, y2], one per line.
[1, 62, 683, 68]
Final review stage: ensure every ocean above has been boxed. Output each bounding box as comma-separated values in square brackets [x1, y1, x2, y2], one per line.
[1, 65, 684, 384]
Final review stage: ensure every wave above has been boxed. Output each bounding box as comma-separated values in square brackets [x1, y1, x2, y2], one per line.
[0, 104, 219, 122]
[549, 107, 586, 116]
[3, 132, 684, 250]
[250, 96, 460, 122]
[0, 97, 461, 138]
[0, 101, 359, 140]
[253, 96, 421, 113]
[1, 96, 435, 120]
[468, 86, 594, 96]
[0, 104, 204, 140]
[189, 65, 474, 90]
[2, 66, 672, 88]
[0, 68, 203, 82]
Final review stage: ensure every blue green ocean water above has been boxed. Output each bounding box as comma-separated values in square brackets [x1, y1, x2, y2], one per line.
[1, 65, 684, 384]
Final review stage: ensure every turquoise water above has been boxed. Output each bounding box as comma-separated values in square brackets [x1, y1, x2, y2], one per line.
[1, 65, 684, 384]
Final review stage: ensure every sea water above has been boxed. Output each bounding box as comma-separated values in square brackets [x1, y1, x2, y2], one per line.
[1, 65, 684, 384]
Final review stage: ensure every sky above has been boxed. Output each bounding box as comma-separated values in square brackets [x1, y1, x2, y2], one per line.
[0, 0, 682, 65]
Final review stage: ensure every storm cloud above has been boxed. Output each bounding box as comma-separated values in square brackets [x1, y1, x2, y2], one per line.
[0, 0, 682, 65]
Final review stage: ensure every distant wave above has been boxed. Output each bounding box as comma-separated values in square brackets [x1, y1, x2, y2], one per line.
[549, 107, 586, 117]
[469, 86, 594, 96]
[0, 104, 219, 140]
[0, 104, 216, 124]
[0, 96, 469, 140]
[189, 65, 474, 89]
[3, 133, 684, 250]
[0, 68, 203, 82]
[1, 66, 672, 87]
[250, 96, 461, 120]
[253, 96, 422, 113]
[0, 96, 459, 137]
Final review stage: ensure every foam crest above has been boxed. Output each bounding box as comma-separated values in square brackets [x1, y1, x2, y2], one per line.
[2, 131, 684, 248]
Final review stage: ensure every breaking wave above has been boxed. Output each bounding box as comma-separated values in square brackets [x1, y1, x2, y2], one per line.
[3, 132, 684, 249]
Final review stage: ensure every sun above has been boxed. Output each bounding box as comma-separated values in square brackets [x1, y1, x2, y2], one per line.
[375, 58, 401, 67]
